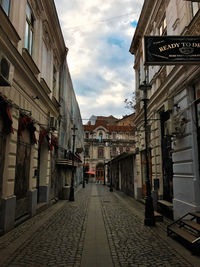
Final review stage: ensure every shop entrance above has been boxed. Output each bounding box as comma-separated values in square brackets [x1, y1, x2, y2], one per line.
[160, 111, 173, 202]
[96, 163, 104, 182]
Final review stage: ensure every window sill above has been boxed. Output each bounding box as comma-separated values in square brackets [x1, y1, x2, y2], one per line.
[52, 95, 60, 108]
[0, 7, 21, 47]
[40, 77, 51, 95]
[22, 48, 40, 76]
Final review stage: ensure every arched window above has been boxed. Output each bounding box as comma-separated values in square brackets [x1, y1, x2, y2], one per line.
[99, 132, 103, 143]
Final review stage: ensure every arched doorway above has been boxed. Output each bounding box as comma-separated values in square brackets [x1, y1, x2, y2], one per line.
[96, 162, 104, 183]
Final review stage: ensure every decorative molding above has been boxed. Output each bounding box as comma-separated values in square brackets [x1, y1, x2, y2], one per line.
[29, 0, 44, 18]
[0, 8, 21, 47]
[22, 48, 40, 76]
[172, 18, 180, 31]
[52, 96, 60, 109]
[40, 77, 51, 95]
[185, 10, 200, 35]
[42, 20, 54, 49]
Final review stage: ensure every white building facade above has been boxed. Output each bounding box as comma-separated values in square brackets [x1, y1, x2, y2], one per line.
[130, 0, 200, 219]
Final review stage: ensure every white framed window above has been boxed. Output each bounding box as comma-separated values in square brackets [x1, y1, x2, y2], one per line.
[42, 40, 51, 86]
[25, 3, 34, 55]
[99, 132, 103, 143]
[0, 0, 10, 16]
[192, 2, 200, 17]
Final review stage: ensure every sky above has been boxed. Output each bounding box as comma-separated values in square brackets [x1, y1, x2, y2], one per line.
[54, 0, 144, 121]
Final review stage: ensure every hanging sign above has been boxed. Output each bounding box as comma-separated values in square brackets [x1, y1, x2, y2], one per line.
[144, 36, 200, 65]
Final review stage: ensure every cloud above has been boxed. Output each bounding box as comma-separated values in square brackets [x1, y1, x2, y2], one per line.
[54, 0, 143, 120]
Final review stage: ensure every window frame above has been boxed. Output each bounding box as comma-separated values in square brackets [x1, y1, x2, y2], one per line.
[98, 147, 104, 159]
[191, 2, 200, 17]
[25, 3, 34, 55]
[0, 0, 11, 16]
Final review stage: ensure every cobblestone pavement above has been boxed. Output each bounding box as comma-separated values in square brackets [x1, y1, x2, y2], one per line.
[0, 186, 91, 267]
[98, 186, 194, 267]
[0, 184, 199, 267]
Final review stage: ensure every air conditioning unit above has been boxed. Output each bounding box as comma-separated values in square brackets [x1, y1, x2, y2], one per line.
[50, 117, 58, 130]
[0, 52, 11, 86]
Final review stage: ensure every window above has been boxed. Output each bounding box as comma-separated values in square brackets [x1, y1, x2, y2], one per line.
[53, 66, 57, 95]
[192, 2, 200, 17]
[0, 0, 10, 16]
[112, 146, 116, 156]
[25, 4, 34, 55]
[42, 40, 51, 85]
[85, 146, 89, 156]
[119, 147, 123, 154]
[159, 16, 167, 36]
[53, 65, 59, 99]
[98, 147, 104, 158]
[99, 132, 103, 143]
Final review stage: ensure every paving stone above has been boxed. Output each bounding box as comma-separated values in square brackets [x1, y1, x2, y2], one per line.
[0, 184, 199, 266]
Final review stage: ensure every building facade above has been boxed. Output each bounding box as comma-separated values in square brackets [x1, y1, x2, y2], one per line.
[0, 0, 83, 234]
[108, 152, 136, 197]
[56, 61, 84, 194]
[130, 0, 200, 219]
[83, 114, 135, 183]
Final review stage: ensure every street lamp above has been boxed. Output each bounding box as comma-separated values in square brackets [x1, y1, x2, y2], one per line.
[139, 80, 155, 226]
[103, 159, 106, 186]
[110, 168, 113, 192]
[83, 155, 85, 188]
[109, 141, 113, 192]
[69, 124, 77, 201]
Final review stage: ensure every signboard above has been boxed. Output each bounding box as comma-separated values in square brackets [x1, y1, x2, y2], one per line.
[144, 36, 200, 65]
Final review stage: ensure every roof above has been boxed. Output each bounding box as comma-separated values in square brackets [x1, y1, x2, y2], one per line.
[84, 114, 135, 133]
[129, 1, 154, 55]
[83, 124, 134, 133]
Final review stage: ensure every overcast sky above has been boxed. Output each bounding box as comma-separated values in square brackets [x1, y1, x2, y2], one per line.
[54, 0, 144, 121]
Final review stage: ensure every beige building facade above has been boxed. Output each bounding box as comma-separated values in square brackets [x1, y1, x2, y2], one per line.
[83, 114, 135, 183]
[130, 0, 200, 219]
[0, 0, 83, 234]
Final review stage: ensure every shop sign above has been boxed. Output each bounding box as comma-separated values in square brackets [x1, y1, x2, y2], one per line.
[144, 36, 200, 65]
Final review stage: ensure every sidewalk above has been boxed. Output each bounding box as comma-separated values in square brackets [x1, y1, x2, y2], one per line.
[81, 185, 113, 267]
[0, 183, 199, 266]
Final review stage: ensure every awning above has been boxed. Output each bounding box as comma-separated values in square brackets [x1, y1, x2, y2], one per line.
[85, 171, 96, 175]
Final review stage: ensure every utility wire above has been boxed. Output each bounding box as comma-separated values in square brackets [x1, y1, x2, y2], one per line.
[64, 12, 136, 31]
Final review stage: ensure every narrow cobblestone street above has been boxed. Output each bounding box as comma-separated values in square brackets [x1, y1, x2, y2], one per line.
[0, 184, 199, 267]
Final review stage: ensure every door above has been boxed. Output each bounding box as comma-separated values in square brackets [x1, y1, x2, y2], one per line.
[162, 136, 173, 202]
[96, 168, 104, 181]
[14, 130, 31, 219]
[96, 163, 104, 182]
[160, 111, 173, 202]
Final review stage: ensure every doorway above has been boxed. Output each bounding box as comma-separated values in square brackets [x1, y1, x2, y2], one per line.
[96, 163, 104, 182]
[160, 111, 173, 202]
[14, 129, 31, 219]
